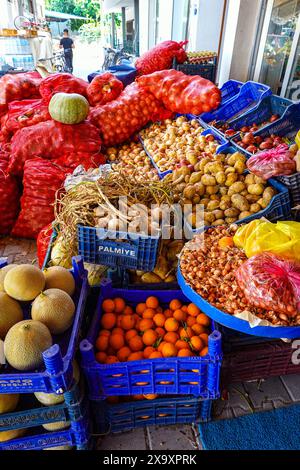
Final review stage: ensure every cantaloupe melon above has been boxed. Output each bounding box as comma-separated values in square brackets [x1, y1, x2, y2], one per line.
[4, 320, 52, 371]
[42, 420, 70, 431]
[0, 428, 25, 442]
[0, 264, 17, 292]
[31, 289, 75, 335]
[44, 445, 73, 450]
[4, 265, 45, 301]
[0, 292, 23, 339]
[51, 238, 72, 269]
[0, 393, 19, 414]
[34, 391, 65, 406]
[44, 267, 75, 296]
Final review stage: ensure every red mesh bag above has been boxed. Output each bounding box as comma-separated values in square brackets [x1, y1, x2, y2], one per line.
[137, 70, 221, 115]
[0, 99, 50, 143]
[135, 40, 188, 76]
[39, 73, 89, 103]
[12, 158, 67, 239]
[8, 119, 104, 176]
[87, 73, 124, 106]
[37, 223, 53, 268]
[236, 252, 300, 318]
[0, 72, 41, 116]
[0, 149, 20, 235]
[246, 144, 296, 180]
[90, 83, 172, 146]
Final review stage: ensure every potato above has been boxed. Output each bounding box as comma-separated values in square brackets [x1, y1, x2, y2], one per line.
[250, 203, 262, 213]
[239, 211, 252, 220]
[165, 275, 176, 283]
[189, 172, 202, 184]
[206, 185, 219, 195]
[227, 182, 246, 197]
[224, 208, 239, 218]
[219, 186, 228, 196]
[245, 174, 256, 185]
[212, 219, 225, 226]
[204, 212, 215, 224]
[210, 194, 220, 201]
[225, 217, 238, 224]
[207, 200, 220, 211]
[204, 162, 224, 174]
[257, 198, 268, 209]
[247, 184, 265, 196]
[201, 175, 217, 186]
[194, 182, 205, 196]
[225, 173, 238, 186]
[185, 175, 191, 183]
[199, 157, 211, 171]
[183, 185, 196, 200]
[225, 167, 236, 175]
[200, 198, 210, 208]
[254, 176, 266, 185]
[234, 160, 247, 174]
[176, 183, 187, 193]
[227, 152, 246, 166]
[263, 187, 276, 203]
[141, 273, 162, 283]
[216, 171, 226, 185]
[231, 194, 250, 212]
[246, 194, 260, 203]
[193, 195, 201, 204]
[212, 210, 224, 220]
[240, 190, 249, 197]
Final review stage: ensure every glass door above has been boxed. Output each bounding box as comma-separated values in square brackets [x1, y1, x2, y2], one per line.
[254, 0, 300, 95]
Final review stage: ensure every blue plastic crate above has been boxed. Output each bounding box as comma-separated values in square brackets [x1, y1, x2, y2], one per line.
[80, 280, 222, 400]
[200, 81, 272, 125]
[173, 56, 217, 82]
[92, 396, 212, 434]
[0, 257, 89, 395]
[220, 80, 244, 105]
[232, 102, 300, 157]
[77, 225, 160, 272]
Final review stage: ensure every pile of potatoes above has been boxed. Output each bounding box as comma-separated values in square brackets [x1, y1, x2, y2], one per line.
[168, 151, 277, 228]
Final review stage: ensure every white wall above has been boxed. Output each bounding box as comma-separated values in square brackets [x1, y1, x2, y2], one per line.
[0, 0, 20, 29]
[188, 0, 224, 52]
[139, 0, 149, 54]
[155, 0, 173, 43]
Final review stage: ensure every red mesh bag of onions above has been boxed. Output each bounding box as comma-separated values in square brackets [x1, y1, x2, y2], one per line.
[135, 40, 188, 76]
[39, 73, 89, 103]
[246, 144, 296, 180]
[137, 70, 221, 115]
[87, 73, 124, 106]
[8, 119, 104, 176]
[0, 72, 41, 116]
[236, 252, 300, 318]
[36, 223, 53, 268]
[0, 149, 20, 235]
[12, 158, 67, 239]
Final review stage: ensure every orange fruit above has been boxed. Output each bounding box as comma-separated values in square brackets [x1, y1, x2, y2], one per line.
[125, 329, 138, 342]
[143, 394, 158, 400]
[164, 332, 179, 344]
[187, 303, 201, 317]
[149, 351, 163, 359]
[158, 341, 167, 353]
[111, 328, 124, 336]
[181, 305, 188, 313]
[98, 329, 111, 337]
[165, 318, 179, 332]
[190, 336, 204, 352]
[187, 316, 197, 327]
[129, 335, 143, 352]
[191, 324, 206, 335]
[117, 346, 131, 362]
[169, 299, 182, 311]
[96, 351, 107, 363]
[123, 305, 134, 315]
[156, 307, 163, 314]
[95, 335, 109, 352]
[139, 318, 154, 332]
[120, 315, 136, 331]
[143, 346, 156, 358]
[200, 347, 209, 357]
[162, 343, 178, 358]
[101, 313, 117, 330]
[106, 346, 115, 356]
[117, 316, 122, 328]
[178, 349, 194, 357]
[136, 303, 147, 316]
[179, 326, 193, 340]
[146, 296, 159, 309]
[102, 299, 115, 312]
[153, 313, 166, 327]
[128, 352, 143, 361]
[109, 334, 125, 351]
[199, 333, 209, 346]
[155, 327, 166, 338]
[142, 329, 158, 346]
[114, 298, 126, 313]
[142, 308, 156, 319]
[164, 309, 173, 318]
[105, 355, 119, 364]
[196, 314, 210, 327]
[175, 339, 190, 350]
[173, 309, 187, 322]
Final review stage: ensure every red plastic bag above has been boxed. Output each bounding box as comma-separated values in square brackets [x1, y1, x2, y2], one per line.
[12, 158, 67, 239]
[90, 83, 171, 146]
[0, 150, 20, 235]
[39, 73, 89, 103]
[236, 252, 300, 318]
[246, 144, 296, 180]
[0, 72, 41, 116]
[135, 40, 188, 76]
[0, 99, 50, 142]
[37, 223, 53, 268]
[87, 73, 124, 106]
[8, 119, 104, 176]
[137, 70, 221, 115]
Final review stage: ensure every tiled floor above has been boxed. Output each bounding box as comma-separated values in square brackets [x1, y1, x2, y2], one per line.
[2, 236, 300, 450]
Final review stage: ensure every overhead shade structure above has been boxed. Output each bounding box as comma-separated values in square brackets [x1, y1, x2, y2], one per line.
[45, 10, 88, 21]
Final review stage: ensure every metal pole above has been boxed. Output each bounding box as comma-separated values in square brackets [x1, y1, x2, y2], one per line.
[111, 13, 116, 48]
[134, 0, 140, 56]
[122, 7, 126, 49]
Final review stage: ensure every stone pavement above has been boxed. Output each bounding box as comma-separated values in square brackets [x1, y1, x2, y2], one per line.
[2, 237, 300, 450]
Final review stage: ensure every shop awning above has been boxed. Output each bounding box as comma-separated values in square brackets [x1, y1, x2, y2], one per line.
[45, 10, 88, 21]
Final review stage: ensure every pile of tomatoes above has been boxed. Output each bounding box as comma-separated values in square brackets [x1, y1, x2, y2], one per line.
[234, 132, 286, 154]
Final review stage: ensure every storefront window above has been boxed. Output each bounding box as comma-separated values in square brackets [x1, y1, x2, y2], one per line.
[258, 0, 300, 95]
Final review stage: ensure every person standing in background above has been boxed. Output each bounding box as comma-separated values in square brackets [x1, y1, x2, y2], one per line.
[59, 28, 75, 73]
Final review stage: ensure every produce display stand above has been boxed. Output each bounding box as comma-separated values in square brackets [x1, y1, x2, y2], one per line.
[0, 257, 89, 395]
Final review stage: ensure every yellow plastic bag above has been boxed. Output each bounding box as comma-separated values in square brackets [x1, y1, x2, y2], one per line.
[233, 220, 300, 261]
[295, 130, 300, 149]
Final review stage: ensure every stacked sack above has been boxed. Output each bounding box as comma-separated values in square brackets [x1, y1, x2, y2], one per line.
[0, 149, 20, 235]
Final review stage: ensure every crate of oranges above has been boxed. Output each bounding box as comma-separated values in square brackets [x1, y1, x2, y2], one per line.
[80, 280, 222, 400]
